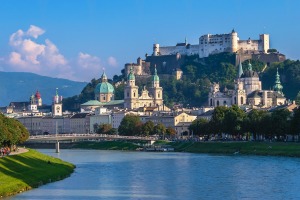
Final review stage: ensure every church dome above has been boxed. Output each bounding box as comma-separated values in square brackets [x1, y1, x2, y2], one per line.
[94, 72, 114, 94]
[94, 82, 114, 94]
[35, 90, 41, 99]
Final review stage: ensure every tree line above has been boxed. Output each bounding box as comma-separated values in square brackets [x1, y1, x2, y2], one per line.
[0, 114, 29, 147]
[93, 114, 176, 138]
[189, 105, 300, 141]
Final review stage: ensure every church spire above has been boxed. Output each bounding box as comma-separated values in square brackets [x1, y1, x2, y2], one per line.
[248, 60, 253, 71]
[273, 68, 283, 95]
[238, 55, 243, 78]
[101, 70, 108, 82]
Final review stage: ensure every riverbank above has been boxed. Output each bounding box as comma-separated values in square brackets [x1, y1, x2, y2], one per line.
[168, 141, 300, 157]
[24, 140, 300, 157]
[0, 149, 75, 198]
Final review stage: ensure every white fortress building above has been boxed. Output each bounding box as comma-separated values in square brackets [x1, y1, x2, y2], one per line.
[152, 30, 269, 58]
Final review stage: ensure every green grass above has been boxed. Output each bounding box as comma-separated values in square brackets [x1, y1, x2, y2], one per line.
[0, 149, 75, 198]
[169, 141, 300, 157]
[72, 141, 141, 150]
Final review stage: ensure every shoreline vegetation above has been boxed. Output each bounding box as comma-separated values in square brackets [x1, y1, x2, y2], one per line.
[25, 140, 300, 157]
[0, 149, 75, 198]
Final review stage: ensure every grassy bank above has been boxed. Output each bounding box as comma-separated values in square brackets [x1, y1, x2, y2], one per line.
[0, 149, 75, 198]
[168, 141, 300, 157]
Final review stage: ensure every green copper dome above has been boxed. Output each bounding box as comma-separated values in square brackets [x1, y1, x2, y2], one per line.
[94, 82, 114, 94]
[94, 72, 114, 94]
[128, 67, 135, 80]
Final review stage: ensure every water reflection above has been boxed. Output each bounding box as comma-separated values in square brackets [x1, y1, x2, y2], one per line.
[8, 150, 300, 200]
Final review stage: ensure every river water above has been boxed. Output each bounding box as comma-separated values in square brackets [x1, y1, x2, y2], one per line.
[8, 149, 300, 200]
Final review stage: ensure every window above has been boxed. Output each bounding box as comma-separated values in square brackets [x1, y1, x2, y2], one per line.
[127, 92, 129, 97]
[217, 100, 219, 106]
[241, 97, 244, 104]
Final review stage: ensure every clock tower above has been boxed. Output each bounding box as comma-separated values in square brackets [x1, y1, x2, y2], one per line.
[52, 88, 63, 116]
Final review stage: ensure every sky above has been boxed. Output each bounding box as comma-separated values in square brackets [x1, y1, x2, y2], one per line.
[0, 0, 299, 82]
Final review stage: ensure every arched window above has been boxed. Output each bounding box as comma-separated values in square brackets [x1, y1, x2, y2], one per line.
[103, 96, 106, 101]
[234, 97, 237, 104]
[134, 92, 136, 97]
[217, 100, 219, 106]
[127, 92, 129, 97]
[241, 96, 244, 104]
[158, 92, 160, 98]
[210, 99, 213, 106]
[223, 100, 226, 105]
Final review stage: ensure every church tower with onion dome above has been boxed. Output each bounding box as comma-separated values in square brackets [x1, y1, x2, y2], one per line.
[52, 88, 63, 116]
[150, 66, 163, 106]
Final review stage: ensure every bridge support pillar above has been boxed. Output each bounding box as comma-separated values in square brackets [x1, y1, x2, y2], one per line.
[55, 141, 60, 153]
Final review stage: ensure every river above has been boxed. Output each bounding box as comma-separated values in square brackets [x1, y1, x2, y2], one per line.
[8, 149, 300, 200]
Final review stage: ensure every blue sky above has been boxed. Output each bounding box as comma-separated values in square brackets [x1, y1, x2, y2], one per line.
[0, 0, 299, 82]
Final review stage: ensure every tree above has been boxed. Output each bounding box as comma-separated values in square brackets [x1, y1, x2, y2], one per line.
[154, 123, 166, 139]
[291, 107, 300, 141]
[166, 127, 176, 139]
[118, 114, 141, 136]
[295, 91, 300, 105]
[97, 124, 113, 134]
[243, 109, 268, 140]
[223, 105, 246, 137]
[141, 121, 155, 136]
[189, 118, 209, 136]
[0, 114, 29, 147]
[267, 48, 278, 53]
[209, 106, 228, 135]
[270, 109, 291, 141]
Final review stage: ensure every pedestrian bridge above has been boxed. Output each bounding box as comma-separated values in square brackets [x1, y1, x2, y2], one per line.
[28, 133, 157, 142]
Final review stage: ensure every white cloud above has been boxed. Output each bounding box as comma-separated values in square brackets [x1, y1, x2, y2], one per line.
[26, 25, 45, 39]
[75, 52, 104, 81]
[2, 25, 119, 82]
[6, 25, 68, 76]
[107, 56, 118, 67]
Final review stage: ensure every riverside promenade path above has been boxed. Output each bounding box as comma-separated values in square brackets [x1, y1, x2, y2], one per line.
[9, 148, 28, 155]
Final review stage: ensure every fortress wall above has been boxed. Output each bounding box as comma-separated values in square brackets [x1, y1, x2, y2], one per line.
[159, 46, 178, 55]
[238, 40, 259, 51]
[159, 45, 199, 56]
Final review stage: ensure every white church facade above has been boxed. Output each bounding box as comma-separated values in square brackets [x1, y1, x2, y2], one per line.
[208, 60, 286, 108]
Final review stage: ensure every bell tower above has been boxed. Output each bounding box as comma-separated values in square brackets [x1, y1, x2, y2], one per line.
[124, 67, 139, 109]
[52, 88, 63, 116]
[150, 65, 163, 107]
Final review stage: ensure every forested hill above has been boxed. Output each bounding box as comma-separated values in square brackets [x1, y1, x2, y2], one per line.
[63, 53, 300, 111]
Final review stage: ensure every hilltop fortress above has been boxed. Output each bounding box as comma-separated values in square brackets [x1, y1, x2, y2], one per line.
[153, 29, 269, 58]
[125, 30, 285, 78]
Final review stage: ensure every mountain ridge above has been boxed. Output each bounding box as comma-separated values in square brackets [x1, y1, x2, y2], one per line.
[0, 71, 87, 106]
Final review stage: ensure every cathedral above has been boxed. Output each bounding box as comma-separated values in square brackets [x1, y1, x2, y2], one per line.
[208, 59, 286, 108]
[124, 66, 163, 109]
